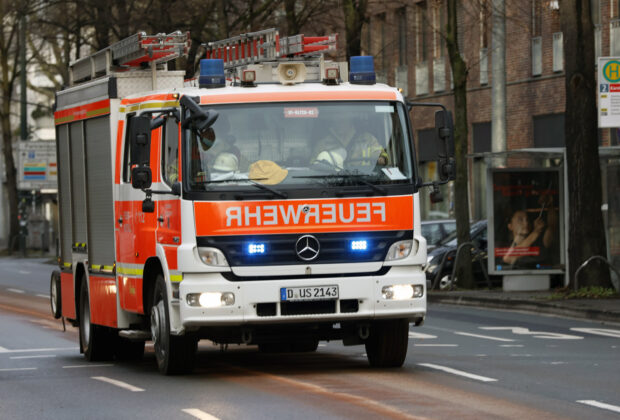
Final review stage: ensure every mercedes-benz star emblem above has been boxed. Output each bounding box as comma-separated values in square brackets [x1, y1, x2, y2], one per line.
[295, 235, 320, 261]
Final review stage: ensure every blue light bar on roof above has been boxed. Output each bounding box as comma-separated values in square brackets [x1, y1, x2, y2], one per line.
[349, 56, 376, 85]
[199, 59, 226, 88]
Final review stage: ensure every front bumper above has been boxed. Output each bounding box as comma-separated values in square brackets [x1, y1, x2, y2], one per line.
[175, 266, 426, 331]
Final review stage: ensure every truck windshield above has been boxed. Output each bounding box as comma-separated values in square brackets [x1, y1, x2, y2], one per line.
[184, 101, 413, 191]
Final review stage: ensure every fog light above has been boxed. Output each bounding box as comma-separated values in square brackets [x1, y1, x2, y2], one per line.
[381, 284, 423, 300]
[187, 292, 235, 307]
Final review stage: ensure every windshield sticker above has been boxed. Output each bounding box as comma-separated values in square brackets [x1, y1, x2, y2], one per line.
[284, 107, 319, 118]
[382, 167, 407, 180]
[375, 105, 394, 113]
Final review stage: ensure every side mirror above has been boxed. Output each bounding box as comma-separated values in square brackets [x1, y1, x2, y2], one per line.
[130, 116, 152, 166]
[142, 198, 155, 213]
[131, 166, 152, 189]
[180, 95, 219, 137]
[434, 110, 456, 182]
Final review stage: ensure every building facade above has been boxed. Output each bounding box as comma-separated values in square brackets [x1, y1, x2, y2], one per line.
[363, 0, 619, 220]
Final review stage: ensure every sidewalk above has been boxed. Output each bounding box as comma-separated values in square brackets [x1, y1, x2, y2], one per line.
[428, 289, 620, 325]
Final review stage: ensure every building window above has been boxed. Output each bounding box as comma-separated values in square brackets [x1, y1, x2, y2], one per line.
[416, 3, 427, 63]
[531, 0, 542, 76]
[398, 8, 407, 66]
[533, 114, 565, 148]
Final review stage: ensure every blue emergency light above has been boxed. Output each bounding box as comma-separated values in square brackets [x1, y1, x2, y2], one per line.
[247, 243, 266, 255]
[199, 59, 226, 88]
[349, 56, 376, 85]
[350, 240, 368, 251]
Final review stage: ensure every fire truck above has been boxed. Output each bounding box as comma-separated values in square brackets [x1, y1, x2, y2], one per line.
[49, 29, 455, 374]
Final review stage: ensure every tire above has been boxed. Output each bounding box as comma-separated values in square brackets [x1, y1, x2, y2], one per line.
[151, 274, 197, 374]
[291, 340, 319, 352]
[50, 270, 62, 319]
[365, 319, 409, 368]
[79, 276, 114, 361]
[113, 337, 145, 361]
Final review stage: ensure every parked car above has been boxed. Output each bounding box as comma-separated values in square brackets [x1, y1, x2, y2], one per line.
[421, 219, 457, 252]
[424, 220, 499, 290]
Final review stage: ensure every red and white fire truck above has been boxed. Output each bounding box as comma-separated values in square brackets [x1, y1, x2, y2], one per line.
[50, 29, 454, 374]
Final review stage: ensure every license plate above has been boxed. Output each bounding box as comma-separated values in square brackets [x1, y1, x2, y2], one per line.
[280, 285, 339, 301]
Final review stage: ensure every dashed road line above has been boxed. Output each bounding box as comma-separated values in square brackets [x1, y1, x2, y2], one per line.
[182, 408, 221, 420]
[408, 331, 437, 339]
[0, 347, 77, 354]
[92, 376, 144, 392]
[7, 288, 25, 294]
[418, 363, 498, 382]
[18, 270, 31, 275]
[576, 400, 620, 414]
[36, 294, 50, 299]
[0, 367, 37, 372]
[10, 355, 56, 359]
[454, 331, 515, 342]
[500, 344, 524, 348]
[571, 328, 620, 338]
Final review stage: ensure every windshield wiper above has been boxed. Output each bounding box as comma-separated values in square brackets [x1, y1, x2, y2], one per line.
[293, 174, 387, 195]
[192, 177, 288, 199]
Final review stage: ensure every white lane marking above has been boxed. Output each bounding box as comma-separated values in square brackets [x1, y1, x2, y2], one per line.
[0, 367, 37, 372]
[10, 355, 56, 359]
[318, 343, 327, 347]
[182, 408, 221, 420]
[577, 400, 620, 414]
[408, 331, 437, 339]
[63, 364, 113, 369]
[0, 347, 78, 354]
[36, 294, 50, 299]
[18, 270, 31, 275]
[7, 288, 25, 294]
[571, 328, 620, 338]
[92, 376, 144, 392]
[414, 344, 458, 347]
[481, 326, 583, 340]
[454, 331, 515, 342]
[550, 361, 566, 365]
[418, 363, 497, 382]
[509, 354, 532, 357]
[500, 344, 524, 347]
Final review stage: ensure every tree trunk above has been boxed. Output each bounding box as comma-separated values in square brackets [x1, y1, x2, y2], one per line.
[561, 0, 611, 288]
[445, 0, 474, 288]
[342, 0, 367, 60]
[1, 98, 18, 254]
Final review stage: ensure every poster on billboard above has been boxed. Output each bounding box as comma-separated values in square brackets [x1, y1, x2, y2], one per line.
[488, 168, 564, 275]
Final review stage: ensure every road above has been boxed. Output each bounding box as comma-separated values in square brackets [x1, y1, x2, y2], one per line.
[1, 257, 619, 419]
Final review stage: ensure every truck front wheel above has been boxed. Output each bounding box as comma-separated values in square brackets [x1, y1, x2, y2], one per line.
[151, 274, 197, 374]
[365, 319, 409, 368]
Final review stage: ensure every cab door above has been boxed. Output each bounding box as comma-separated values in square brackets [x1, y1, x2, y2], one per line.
[157, 118, 183, 276]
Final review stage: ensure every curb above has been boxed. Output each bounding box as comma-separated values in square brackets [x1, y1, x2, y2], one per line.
[428, 294, 620, 325]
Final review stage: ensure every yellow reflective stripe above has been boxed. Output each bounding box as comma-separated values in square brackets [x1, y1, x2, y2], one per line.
[102, 265, 114, 271]
[91, 264, 101, 270]
[63, 262, 72, 268]
[122, 101, 179, 114]
[117, 267, 144, 276]
[170, 275, 183, 282]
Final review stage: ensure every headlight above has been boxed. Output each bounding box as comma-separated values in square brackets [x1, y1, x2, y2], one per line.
[197, 247, 229, 267]
[385, 240, 417, 261]
[381, 284, 424, 300]
[187, 292, 235, 307]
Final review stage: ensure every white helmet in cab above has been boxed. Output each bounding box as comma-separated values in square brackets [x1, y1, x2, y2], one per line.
[213, 152, 239, 172]
[315, 147, 346, 169]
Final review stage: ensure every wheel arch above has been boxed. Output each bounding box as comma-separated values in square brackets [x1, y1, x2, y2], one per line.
[74, 263, 87, 321]
[143, 257, 164, 318]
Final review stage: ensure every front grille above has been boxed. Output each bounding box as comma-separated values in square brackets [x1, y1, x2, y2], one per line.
[198, 230, 412, 266]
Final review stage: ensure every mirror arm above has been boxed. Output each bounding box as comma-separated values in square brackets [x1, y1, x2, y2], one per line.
[142, 188, 181, 197]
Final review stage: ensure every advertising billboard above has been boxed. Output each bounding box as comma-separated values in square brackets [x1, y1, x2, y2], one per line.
[488, 168, 564, 275]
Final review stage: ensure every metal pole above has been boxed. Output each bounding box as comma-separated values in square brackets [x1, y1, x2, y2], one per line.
[19, 13, 27, 141]
[491, 0, 506, 167]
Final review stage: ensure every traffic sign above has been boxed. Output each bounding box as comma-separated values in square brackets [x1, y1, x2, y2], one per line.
[598, 57, 620, 127]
